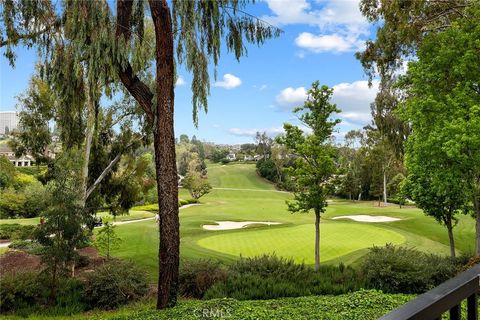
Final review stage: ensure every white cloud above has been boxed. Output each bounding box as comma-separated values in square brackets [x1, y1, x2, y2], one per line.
[175, 76, 186, 86]
[275, 80, 379, 125]
[263, 0, 369, 54]
[228, 127, 285, 138]
[295, 32, 364, 53]
[275, 87, 308, 108]
[331, 80, 379, 124]
[214, 73, 242, 89]
[253, 84, 268, 91]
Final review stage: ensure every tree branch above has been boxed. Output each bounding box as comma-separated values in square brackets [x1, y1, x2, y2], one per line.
[85, 152, 121, 200]
[116, 0, 155, 124]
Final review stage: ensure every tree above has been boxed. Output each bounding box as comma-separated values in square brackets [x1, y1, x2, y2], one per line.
[357, 0, 469, 159]
[255, 131, 273, 160]
[276, 81, 340, 271]
[2, 0, 280, 308]
[182, 173, 212, 200]
[399, 4, 480, 255]
[0, 156, 16, 189]
[95, 221, 122, 259]
[35, 150, 87, 302]
[270, 144, 289, 183]
[9, 76, 55, 165]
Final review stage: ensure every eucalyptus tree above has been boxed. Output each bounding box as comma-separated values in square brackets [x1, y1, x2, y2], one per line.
[276, 82, 340, 271]
[399, 3, 480, 255]
[357, 0, 469, 158]
[1, 0, 280, 308]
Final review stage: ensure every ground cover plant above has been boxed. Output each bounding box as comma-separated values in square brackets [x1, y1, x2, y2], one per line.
[0, 290, 415, 320]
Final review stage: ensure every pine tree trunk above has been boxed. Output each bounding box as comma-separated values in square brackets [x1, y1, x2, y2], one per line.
[446, 217, 456, 258]
[314, 209, 320, 271]
[150, 0, 179, 309]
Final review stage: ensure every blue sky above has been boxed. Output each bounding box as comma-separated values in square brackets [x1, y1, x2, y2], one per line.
[0, 0, 380, 144]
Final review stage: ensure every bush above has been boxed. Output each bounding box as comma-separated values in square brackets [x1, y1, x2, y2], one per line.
[8, 239, 43, 254]
[256, 159, 277, 182]
[0, 272, 84, 315]
[0, 189, 26, 218]
[362, 244, 465, 294]
[0, 272, 46, 313]
[83, 260, 148, 310]
[0, 223, 36, 240]
[220, 158, 230, 164]
[204, 255, 365, 300]
[179, 259, 228, 298]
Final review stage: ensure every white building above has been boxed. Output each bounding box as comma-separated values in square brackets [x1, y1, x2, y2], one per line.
[0, 111, 19, 135]
[0, 143, 34, 167]
[226, 153, 236, 161]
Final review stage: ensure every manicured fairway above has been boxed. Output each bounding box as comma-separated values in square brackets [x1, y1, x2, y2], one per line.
[1, 162, 476, 279]
[197, 222, 405, 264]
[103, 162, 470, 279]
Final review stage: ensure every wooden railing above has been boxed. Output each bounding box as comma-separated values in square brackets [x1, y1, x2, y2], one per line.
[380, 264, 480, 320]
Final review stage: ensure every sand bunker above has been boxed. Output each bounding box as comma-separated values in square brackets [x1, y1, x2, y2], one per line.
[332, 215, 401, 223]
[203, 221, 281, 231]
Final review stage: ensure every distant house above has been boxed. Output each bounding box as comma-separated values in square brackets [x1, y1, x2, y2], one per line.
[0, 144, 34, 167]
[253, 155, 263, 161]
[226, 153, 236, 161]
[244, 155, 254, 161]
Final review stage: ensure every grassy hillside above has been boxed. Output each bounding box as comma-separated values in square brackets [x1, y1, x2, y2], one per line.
[1, 162, 476, 280]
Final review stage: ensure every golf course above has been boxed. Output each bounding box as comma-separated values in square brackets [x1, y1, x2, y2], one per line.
[90, 162, 472, 279]
[1, 161, 476, 279]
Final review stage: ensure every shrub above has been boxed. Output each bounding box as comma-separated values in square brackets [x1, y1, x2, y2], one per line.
[0, 272, 46, 313]
[83, 260, 148, 310]
[179, 259, 227, 298]
[204, 255, 365, 300]
[8, 239, 43, 254]
[256, 159, 277, 182]
[362, 244, 465, 294]
[0, 223, 36, 240]
[220, 158, 230, 165]
[0, 189, 26, 218]
[0, 272, 84, 315]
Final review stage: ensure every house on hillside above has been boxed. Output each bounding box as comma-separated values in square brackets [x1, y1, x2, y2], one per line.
[226, 153, 236, 161]
[0, 144, 34, 167]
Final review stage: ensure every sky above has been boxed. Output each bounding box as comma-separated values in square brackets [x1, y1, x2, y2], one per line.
[0, 0, 380, 144]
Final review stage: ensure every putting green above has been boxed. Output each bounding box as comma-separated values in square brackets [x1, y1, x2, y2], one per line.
[197, 222, 406, 264]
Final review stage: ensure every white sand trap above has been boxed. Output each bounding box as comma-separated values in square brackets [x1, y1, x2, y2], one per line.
[332, 215, 401, 223]
[203, 221, 281, 231]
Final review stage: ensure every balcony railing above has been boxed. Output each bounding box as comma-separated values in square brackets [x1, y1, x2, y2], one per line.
[380, 264, 480, 320]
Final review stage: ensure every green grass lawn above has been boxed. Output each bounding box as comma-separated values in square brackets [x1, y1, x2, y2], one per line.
[197, 222, 405, 264]
[1, 162, 476, 278]
[102, 162, 473, 279]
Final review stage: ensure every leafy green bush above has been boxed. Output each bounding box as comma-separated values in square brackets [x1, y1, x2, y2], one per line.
[220, 158, 230, 164]
[0, 272, 84, 315]
[0, 223, 36, 240]
[8, 239, 44, 254]
[0, 189, 27, 218]
[256, 159, 278, 182]
[179, 259, 227, 298]
[82, 260, 148, 310]
[0, 272, 46, 313]
[205, 255, 365, 300]
[362, 244, 465, 294]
